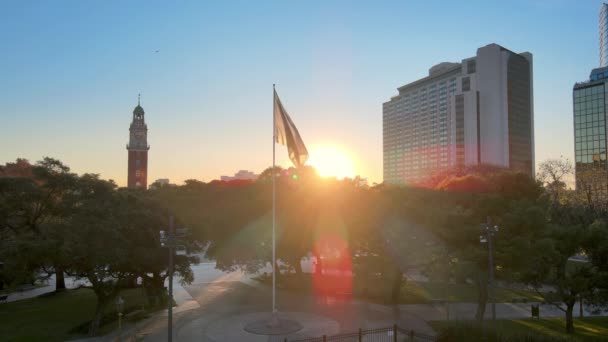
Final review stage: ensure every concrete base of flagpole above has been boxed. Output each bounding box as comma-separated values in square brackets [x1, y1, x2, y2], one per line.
[243, 311, 303, 335]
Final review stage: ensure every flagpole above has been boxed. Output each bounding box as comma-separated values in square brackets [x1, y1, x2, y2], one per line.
[272, 84, 277, 318]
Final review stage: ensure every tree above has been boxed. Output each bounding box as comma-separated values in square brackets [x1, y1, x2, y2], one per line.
[537, 158, 574, 203]
[0, 158, 77, 291]
[65, 174, 198, 335]
[576, 166, 608, 208]
[423, 171, 546, 321]
[522, 221, 595, 334]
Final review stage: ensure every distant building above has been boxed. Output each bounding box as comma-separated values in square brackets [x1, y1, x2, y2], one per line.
[126, 96, 149, 189]
[383, 43, 534, 185]
[149, 178, 176, 190]
[220, 170, 259, 182]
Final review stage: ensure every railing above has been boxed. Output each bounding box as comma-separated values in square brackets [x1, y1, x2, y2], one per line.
[285, 324, 436, 342]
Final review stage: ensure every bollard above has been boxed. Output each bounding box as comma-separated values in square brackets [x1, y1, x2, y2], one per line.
[322, 335, 326, 342]
[393, 324, 397, 342]
[358, 328, 362, 342]
[409, 329, 415, 341]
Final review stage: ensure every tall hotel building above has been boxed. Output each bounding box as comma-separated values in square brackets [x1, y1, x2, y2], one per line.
[383, 43, 534, 185]
[571, 3, 608, 200]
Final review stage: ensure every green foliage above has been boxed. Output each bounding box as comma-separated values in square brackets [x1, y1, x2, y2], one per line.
[6, 157, 607, 337]
[0, 158, 201, 336]
[434, 317, 608, 342]
[0, 288, 154, 342]
[436, 322, 570, 342]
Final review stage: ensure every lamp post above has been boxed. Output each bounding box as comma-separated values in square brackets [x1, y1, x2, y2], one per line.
[480, 217, 499, 321]
[116, 296, 124, 342]
[160, 216, 189, 342]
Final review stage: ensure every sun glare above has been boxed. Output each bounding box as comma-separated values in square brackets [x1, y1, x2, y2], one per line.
[308, 145, 356, 179]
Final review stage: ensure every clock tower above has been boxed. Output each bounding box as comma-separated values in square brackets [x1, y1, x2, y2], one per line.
[127, 96, 149, 188]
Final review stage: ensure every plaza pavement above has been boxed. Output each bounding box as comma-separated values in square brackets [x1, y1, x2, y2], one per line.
[122, 262, 605, 342]
[5, 261, 605, 341]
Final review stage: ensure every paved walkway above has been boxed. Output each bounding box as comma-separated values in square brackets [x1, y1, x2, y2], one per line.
[13, 261, 605, 341]
[2, 276, 89, 303]
[128, 263, 606, 342]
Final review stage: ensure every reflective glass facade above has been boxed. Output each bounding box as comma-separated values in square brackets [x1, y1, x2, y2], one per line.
[601, 3, 608, 67]
[573, 81, 608, 200]
[507, 53, 533, 174]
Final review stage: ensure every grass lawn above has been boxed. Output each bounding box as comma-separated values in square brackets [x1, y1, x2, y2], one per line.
[257, 273, 541, 304]
[398, 281, 542, 304]
[0, 288, 153, 341]
[430, 317, 608, 341]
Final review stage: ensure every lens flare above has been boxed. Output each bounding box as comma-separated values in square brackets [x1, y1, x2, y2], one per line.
[307, 145, 356, 179]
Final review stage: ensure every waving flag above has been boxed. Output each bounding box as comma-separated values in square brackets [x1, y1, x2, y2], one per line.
[274, 89, 309, 167]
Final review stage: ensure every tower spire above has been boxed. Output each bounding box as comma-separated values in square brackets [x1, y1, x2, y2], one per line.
[138, 93, 141, 106]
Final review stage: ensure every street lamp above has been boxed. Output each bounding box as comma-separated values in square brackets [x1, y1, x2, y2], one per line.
[161, 216, 189, 342]
[480, 218, 499, 321]
[116, 296, 124, 342]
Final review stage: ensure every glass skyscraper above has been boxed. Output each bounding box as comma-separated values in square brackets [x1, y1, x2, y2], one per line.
[573, 67, 608, 200]
[571, 4, 608, 202]
[600, 3, 608, 67]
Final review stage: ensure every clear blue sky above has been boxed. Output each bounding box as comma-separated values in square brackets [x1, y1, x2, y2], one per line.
[0, 0, 603, 185]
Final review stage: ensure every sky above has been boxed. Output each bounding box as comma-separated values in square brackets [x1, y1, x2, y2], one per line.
[0, 0, 605, 186]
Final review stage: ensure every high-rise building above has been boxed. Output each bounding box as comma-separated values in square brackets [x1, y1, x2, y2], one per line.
[126, 97, 149, 188]
[383, 43, 534, 185]
[573, 67, 608, 200]
[600, 3, 608, 67]
[571, 4, 608, 202]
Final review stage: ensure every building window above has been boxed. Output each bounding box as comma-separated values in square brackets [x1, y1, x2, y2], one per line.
[462, 77, 471, 92]
[467, 60, 476, 74]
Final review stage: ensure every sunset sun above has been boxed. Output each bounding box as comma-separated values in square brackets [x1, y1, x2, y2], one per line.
[308, 145, 356, 179]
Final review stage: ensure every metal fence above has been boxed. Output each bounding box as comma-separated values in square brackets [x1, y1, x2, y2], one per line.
[286, 325, 436, 342]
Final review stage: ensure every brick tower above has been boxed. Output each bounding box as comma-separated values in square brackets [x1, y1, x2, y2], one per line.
[127, 95, 149, 188]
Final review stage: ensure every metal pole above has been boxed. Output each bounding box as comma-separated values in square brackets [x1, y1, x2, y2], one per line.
[393, 324, 397, 342]
[118, 313, 123, 342]
[168, 216, 174, 342]
[272, 84, 277, 316]
[487, 220, 496, 321]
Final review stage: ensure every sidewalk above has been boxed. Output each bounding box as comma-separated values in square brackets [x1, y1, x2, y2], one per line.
[394, 301, 603, 321]
[2, 275, 90, 303]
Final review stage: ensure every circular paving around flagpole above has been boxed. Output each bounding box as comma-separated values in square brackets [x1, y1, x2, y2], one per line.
[244, 316, 303, 335]
[202, 311, 340, 341]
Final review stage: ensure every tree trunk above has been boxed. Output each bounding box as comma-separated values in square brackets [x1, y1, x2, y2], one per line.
[294, 258, 303, 275]
[475, 276, 488, 322]
[55, 265, 66, 291]
[390, 266, 402, 304]
[88, 297, 107, 337]
[579, 295, 584, 318]
[145, 273, 166, 307]
[566, 302, 575, 334]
